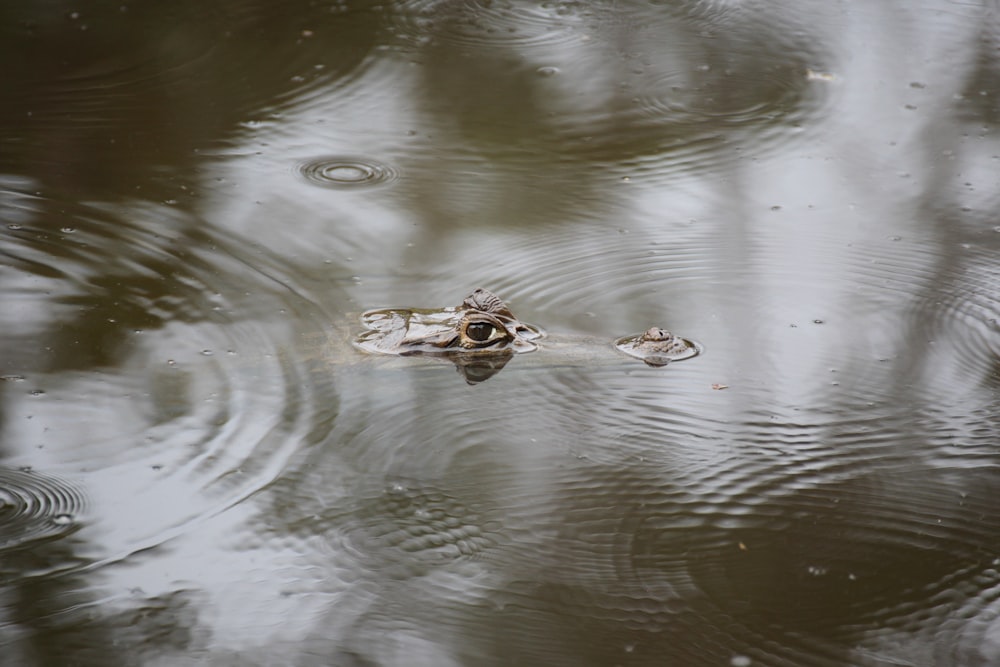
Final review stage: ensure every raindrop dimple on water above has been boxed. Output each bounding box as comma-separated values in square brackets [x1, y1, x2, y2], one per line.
[297, 156, 397, 189]
[536, 66, 560, 77]
[51, 513, 74, 526]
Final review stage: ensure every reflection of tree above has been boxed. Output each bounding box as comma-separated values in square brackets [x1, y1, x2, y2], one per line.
[683, 473, 1000, 641]
[0, 2, 380, 662]
[397, 0, 826, 243]
[418, 2, 820, 156]
[733, 18, 1000, 661]
[957, 15, 1000, 127]
[895, 21, 1000, 394]
[1, 543, 101, 665]
[0, 0, 380, 371]
[0, 0, 378, 197]
[3, 554, 204, 666]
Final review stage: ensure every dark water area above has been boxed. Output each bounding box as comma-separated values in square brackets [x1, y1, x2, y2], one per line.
[1, 1, 999, 665]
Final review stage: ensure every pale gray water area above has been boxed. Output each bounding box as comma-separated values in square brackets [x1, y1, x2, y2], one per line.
[1, 1, 999, 665]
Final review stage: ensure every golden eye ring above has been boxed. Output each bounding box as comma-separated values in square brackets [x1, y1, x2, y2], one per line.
[460, 314, 510, 349]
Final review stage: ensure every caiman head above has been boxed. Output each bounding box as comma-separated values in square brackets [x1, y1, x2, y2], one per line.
[353, 289, 543, 379]
[353, 289, 701, 380]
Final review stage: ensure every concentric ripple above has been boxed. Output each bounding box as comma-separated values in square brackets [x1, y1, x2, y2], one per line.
[387, 0, 593, 50]
[0, 191, 341, 565]
[907, 245, 1000, 389]
[0, 467, 86, 551]
[630, 64, 813, 126]
[671, 469, 1000, 663]
[296, 156, 399, 189]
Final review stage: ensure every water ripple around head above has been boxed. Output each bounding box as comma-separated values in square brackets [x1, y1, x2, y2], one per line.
[425, 220, 725, 329]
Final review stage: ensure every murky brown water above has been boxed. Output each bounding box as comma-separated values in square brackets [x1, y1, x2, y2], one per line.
[2, 1, 999, 665]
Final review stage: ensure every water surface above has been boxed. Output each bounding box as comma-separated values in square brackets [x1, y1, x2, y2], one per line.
[1, 1, 999, 665]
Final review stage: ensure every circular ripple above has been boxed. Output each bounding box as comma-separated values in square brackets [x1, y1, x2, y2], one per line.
[416, 222, 724, 341]
[297, 157, 398, 189]
[0, 467, 86, 551]
[0, 189, 342, 563]
[676, 469, 1000, 655]
[907, 245, 1000, 389]
[631, 64, 810, 127]
[387, 0, 592, 50]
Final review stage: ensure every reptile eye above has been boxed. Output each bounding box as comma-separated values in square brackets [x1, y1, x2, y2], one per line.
[465, 321, 496, 343]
